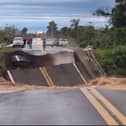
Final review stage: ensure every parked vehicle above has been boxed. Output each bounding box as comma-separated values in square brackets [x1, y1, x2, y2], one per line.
[46, 38, 59, 46]
[59, 38, 68, 46]
[13, 37, 24, 48]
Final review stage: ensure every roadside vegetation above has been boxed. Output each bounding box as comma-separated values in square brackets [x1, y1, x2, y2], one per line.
[46, 0, 126, 76]
[0, 0, 126, 76]
[96, 46, 126, 76]
[0, 47, 14, 75]
[0, 25, 28, 71]
[0, 26, 28, 45]
[0, 47, 14, 55]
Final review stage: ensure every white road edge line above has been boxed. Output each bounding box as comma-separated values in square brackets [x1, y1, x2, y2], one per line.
[7, 70, 15, 84]
[73, 63, 87, 84]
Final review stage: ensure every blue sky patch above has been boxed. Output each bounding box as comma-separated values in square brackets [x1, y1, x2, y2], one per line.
[0, 0, 115, 32]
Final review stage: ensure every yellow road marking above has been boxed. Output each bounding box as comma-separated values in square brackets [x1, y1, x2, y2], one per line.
[43, 67, 55, 87]
[40, 67, 55, 87]
[40, 67, 51, 87]
[80, 88, 118, 125]
[90, 88, 126, 125]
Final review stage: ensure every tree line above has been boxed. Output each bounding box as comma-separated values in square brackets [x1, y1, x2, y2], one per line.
[0, 26, 28, 44]
[46, 0, 126, 49]
[0, 0, 126, 75]
[46, 0, 126, 76]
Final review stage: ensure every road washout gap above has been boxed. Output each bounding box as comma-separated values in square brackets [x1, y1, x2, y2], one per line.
[2, 48, 105, 87]
[4, 50, 84, 86]
[5, 50, 74, 69]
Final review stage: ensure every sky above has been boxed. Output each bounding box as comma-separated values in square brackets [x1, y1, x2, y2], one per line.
[0, 0, 115, 33]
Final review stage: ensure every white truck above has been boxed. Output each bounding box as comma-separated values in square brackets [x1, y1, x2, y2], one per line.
[32, 38, 43, 50]
[13, 37, 24, 48]
[59, 38, 68, 46]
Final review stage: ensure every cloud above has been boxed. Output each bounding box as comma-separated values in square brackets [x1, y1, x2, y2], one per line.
[0, 15, 108, 24]
[0, 0, 88, 4]
[0, 15, 109, 32]
[11, 0, 84, 2]
[0, 0, 114, 32]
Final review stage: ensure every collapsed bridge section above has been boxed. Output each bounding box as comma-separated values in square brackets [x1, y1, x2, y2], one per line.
[7, 63, 84, 87]
[3, 48, 105, 86]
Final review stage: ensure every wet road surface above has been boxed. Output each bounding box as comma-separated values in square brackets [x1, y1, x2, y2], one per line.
[0, 89, 106, 125]
[46, 64, 84, 86]
[0, 87, 126, 125]
[10, 68, 48, 86]
[3, 49, 126, 125]
[97, 88, 126, 117]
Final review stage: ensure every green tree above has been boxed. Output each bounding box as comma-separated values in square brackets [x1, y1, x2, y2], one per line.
[59, 27, 71, 38]
[94, 0, 126, 28]
[70, 19, 80, 29]
[21, 27, 28, 36]
[93, 8, 111, 17]
[112, 0, 126, 27]
[46, 21, 58, 38]
[70, 19, 80, 43]
[78, 26, 95, 47]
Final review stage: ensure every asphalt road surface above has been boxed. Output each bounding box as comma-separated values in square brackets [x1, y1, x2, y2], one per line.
[3, 47, 126, 125]
[0, 87, 126, 125]
[46, 63, 84, 86]
[0, 88, 106, 125]
[97, 88, 126, 117]
[10, 68, 48, 86]
[8, 63, 84, 86]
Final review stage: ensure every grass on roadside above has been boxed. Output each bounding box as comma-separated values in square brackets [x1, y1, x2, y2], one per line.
[0, 47, 14, 56]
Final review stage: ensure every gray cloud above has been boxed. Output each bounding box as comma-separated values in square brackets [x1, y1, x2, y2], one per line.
[0, 0, 114, 32]
[0, 0, 87, 4]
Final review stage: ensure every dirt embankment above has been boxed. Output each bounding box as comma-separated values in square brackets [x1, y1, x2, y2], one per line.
[0, 77, 53, 91]
[0, 77, 12, 86]
[1, 76, 126, 90]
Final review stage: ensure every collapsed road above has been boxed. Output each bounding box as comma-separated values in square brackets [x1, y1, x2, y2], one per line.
[2, 48, 104, 86]
[1, 47, 126, 125]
